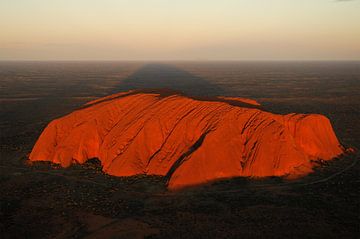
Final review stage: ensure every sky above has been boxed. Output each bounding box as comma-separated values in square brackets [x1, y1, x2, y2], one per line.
[0, 0, 359, 61]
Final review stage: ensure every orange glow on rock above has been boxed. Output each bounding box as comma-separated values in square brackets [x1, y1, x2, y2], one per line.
[29, 90, 344, 189]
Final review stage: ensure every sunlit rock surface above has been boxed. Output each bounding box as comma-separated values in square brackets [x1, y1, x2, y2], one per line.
[29, 90, 344, 189]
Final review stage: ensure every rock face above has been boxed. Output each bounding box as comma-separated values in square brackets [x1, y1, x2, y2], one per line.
[29, 90, 344, 189]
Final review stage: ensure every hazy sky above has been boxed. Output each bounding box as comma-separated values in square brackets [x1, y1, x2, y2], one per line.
[1, 0, 359, 60]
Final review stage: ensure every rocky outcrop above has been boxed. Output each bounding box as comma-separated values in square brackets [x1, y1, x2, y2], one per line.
[29, 90, 344, 189]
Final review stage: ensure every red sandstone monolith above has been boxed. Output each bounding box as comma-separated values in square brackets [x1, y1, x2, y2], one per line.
[29, 90, 344, 189]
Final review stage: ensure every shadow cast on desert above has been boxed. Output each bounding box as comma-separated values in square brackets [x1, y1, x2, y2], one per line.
[113, 63, 230, 96]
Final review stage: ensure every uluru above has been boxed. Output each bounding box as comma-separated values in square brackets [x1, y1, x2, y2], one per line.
[29, 89, 344, 189]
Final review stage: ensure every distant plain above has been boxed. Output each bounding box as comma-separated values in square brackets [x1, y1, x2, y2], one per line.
[0, 61, 359, 238]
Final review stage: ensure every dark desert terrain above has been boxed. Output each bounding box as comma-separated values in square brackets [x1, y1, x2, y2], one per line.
[0, 61, 359, 238]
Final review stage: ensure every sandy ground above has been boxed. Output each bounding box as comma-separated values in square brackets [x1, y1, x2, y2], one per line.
[0, 61, 359, 238]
